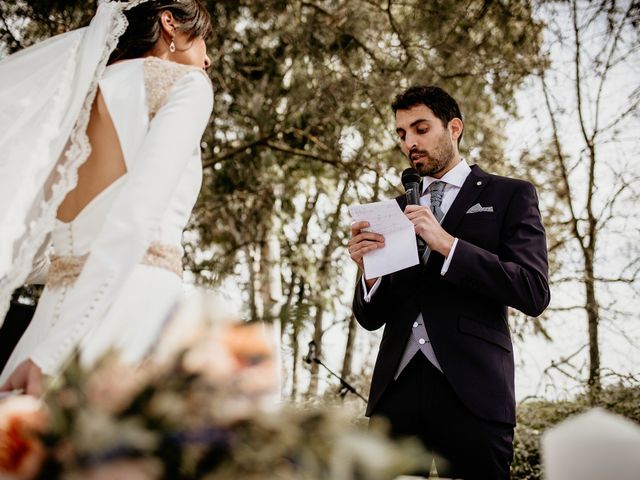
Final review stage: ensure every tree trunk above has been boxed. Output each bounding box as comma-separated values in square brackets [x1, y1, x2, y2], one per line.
[541, 72, 603, 401]
[306, 305, 324, 398]
[279, 188, 320, 339]
[571, 0, 602, 402]
[306, 178, 350, 398]
[244, 245, 259, 322]
[277, 188, 319, 398]
[340, 314, 357, 382]
[584, 248, 601, 403]
[289, 315, 302, 400]
[289, 280, 306, 400]
[258, 188, 283, 324]
[259, 237, 281, 323]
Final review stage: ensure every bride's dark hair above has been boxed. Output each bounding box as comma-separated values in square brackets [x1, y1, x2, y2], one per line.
[109, 0, 212, 64]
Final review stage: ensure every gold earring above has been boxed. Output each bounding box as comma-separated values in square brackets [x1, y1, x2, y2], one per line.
[169, 39, 176, 53]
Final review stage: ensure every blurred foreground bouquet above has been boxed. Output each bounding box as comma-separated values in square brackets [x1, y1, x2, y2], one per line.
[0, 293, 430, 480]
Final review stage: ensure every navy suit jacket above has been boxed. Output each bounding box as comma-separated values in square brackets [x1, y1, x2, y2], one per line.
[353, 165, 550, 425]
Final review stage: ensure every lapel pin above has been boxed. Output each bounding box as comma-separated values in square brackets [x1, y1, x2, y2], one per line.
[476, 180, 482, 186]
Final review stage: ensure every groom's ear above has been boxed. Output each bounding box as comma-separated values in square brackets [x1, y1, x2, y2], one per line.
[159, 11, 177, 36]
[448, 117, 464, 145]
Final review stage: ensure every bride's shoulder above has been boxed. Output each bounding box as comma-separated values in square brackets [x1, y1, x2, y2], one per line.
[142, 56, 201, 82]
[142, 57, 212, 118]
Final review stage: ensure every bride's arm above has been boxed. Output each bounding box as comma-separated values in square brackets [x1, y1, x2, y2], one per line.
[24, 236, 51, 284]
[30, 69, 213, 376]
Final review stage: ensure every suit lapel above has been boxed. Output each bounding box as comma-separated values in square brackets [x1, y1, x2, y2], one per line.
[441, 164, 490, 234]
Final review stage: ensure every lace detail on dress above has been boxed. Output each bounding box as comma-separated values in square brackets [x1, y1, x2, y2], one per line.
[143, 57, 196, 120]
[48, 253, 90, 289]
[47, 241, 183, 290]
[140, 243, 183, 277]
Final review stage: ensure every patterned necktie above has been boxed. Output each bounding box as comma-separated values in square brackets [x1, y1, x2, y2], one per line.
[428, 181, 445, 223]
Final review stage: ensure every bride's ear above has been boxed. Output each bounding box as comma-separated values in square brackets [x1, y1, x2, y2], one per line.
[159, 11, 177, 37]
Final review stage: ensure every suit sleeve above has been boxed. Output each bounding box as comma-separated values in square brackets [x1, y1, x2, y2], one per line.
[443, 181, 550, 317]
[31, 70, 213, 375]
[352, 274, 393, 331]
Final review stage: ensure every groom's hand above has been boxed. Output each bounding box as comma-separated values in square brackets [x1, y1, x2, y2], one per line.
[348, 221, 384, 287]
[0, 359, 44, 397]
[404, 205, 455, 257]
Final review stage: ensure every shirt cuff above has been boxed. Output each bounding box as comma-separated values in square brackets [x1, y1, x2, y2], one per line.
[362, 276, 382, 303]
[441, 237, 459, 276]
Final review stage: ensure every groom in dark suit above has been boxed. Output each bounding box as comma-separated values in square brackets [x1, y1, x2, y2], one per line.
[348, 85, 550, 479]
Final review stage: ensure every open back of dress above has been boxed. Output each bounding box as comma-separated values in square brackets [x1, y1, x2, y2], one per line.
[0, 57, 213, 382]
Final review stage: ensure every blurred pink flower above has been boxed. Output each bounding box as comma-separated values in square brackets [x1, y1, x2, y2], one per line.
[223, 323, 274, 368]
[0, 395, 48, 480]
[222, 323, 278, 394]
[182, 322, 277, 393]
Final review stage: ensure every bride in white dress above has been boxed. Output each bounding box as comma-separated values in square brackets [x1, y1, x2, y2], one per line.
[0, 0, 214, 395]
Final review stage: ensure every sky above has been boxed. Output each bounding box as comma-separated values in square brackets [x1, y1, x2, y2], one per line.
[501, 1, 640, 401]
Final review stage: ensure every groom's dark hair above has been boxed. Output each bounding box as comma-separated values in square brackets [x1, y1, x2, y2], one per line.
[392, 85, 464, 146]
[109, 0, 212, 64]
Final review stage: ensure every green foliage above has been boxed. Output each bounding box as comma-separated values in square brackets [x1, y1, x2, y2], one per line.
[0, 0, 96, 51]
[190, 0, 548, 327]
[511, 384, 640, 479]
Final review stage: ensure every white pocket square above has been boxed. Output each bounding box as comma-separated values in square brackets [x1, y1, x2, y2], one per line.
[466, 203, 494, 214]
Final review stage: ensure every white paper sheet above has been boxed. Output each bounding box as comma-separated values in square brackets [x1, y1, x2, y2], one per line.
[349, 199, 419, 279]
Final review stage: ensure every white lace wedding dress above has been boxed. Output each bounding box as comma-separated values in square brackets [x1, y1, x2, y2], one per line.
[0, 57, 213, 382]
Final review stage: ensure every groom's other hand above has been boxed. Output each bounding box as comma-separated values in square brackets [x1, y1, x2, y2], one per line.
[348, 221, 384, 288]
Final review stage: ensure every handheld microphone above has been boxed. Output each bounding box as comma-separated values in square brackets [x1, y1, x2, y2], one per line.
[401, 167, 426, 255]
[401, 168, 421, 205]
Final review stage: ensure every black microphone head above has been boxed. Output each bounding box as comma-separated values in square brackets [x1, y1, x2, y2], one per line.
[401, 168, 421, 189]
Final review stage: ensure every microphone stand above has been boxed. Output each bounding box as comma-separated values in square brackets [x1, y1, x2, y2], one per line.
[304, 341, 367, 403]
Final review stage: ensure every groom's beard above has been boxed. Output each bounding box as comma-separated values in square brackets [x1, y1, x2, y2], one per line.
[410, 132, 455, 177]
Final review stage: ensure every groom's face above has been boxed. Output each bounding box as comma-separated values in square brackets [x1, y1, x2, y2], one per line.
[395, 104, 456, 177]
